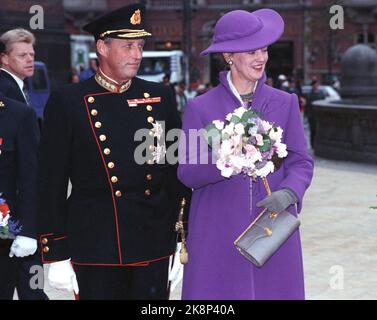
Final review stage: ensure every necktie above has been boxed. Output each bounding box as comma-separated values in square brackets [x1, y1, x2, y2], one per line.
[23, 80, 31, 106]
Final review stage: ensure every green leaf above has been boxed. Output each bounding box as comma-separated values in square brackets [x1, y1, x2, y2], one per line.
[259, 136, 272, 153]
[230, 115, 241, 124]
[204, 124, 221, 147]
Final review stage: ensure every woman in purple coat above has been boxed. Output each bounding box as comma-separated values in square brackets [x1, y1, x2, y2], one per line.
[178, 9, 314, 300]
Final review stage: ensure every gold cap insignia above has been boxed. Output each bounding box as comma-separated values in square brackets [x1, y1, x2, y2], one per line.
[0, 101, 5, 108]
[130, 9, 141, 25]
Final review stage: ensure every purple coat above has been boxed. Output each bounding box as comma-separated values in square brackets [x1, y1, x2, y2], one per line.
[178, 71, 314, 300]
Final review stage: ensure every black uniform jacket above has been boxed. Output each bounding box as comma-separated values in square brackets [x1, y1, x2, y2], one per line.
[0, 71, 27, 104]
[38, 76, 191, 266]
[0, 93, 39, 239]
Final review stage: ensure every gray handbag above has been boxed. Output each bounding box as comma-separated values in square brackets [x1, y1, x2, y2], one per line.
[233, 177, 300, 267]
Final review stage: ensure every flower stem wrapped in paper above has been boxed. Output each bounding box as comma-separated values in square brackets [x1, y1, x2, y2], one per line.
[205, 106, 300, 267]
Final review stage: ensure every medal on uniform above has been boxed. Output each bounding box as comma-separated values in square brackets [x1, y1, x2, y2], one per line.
[127, 97, 161, 108]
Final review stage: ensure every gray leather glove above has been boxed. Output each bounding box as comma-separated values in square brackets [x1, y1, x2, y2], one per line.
[256, 189, 298, 213]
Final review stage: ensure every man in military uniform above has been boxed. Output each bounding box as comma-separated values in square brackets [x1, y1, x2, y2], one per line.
[38, 4, 190, 300]
[0, 39, 40, 300]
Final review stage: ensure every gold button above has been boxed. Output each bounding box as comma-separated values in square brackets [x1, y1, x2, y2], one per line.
[88, 96, 95, 103]
[43, 246, 50, 253]
[104, 148, 111, 155]
[108, 162, 115, 169]
[41, 238, 48, 245]
[146, 174, 152, 181]
[99, 135, 107, 142]
[144, 92, 150, 98]
[115, 190, 122, 197]
[111, 176, 118, 183]
[147, 116, 154, 123]
[144, 189, 151, 196]
[146, 105, 153, 112]
[95, 121, 102, 129]
[91, 109, 98, 116]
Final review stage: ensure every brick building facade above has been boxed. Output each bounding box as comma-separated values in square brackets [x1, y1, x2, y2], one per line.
[1, 0, 376, 86]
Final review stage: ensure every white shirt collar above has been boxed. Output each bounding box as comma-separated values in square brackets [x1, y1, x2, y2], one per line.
[1, 68, 25, 92]
[226, 71, 258, 106]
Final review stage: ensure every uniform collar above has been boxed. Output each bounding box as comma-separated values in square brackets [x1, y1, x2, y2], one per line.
[95, 68, 132, 93]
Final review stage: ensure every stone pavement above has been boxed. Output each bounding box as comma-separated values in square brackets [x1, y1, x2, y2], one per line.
[14, 156, 377, 300]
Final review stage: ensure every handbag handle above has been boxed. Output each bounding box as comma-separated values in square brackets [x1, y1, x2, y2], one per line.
[233, 176, 275, 244]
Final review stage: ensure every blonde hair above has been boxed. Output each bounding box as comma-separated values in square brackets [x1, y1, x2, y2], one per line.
[0, 28, 35, 53]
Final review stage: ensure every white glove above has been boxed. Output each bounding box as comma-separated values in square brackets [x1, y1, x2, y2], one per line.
[47, 259, 79, 294]
[169, 243, 184, 293]
[9, 235, 37, 258]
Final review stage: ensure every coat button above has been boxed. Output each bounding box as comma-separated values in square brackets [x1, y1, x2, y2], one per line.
[146, 105, 153, 112]
[111, 176, 118, 183]
[104, 148, 111, 155]
[99, 135, 107, 142]
[147, 116, 154, 123]
[115, 190, 122, 197]
[146, 174, 152, 181]
[43, 246, 50, 253]
[91, 109, 98, 116]
[108, 162, 115, 169]
[144, 189, 151, 196]
[88, 96, 95, 103]
[144, 92, 150, 98]
[95, 121, 102, 129]
[41, 238, 48, 245]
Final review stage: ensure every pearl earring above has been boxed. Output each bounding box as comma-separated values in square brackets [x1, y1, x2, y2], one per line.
[228, 60, 233, 66]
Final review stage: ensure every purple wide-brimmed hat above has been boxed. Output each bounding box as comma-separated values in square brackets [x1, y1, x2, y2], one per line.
[200, 9, 284, 56]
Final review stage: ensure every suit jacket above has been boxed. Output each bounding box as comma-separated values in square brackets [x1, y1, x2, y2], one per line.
[0, 70, 27, 104]
[38, 76, 191, 266]
[0, 93, 39, 239]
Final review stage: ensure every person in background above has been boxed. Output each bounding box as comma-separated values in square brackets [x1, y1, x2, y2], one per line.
[305, 79, 325, 149]
[0, 29, 48, 300]
[79, 58, 99, 82]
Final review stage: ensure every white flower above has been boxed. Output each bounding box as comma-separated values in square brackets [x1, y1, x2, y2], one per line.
[222, 123, 235, 137]
[275, 142, 288, 158]
[233, 106, 247, 119]
[253, 133, 264, 146]
[216, 159, 234, 178]
[255, 161, 275, 177]
[234, 123, 245, 135]
[269, 127, 283, 142]
[219, 139, 234, 156]
[225, 112, 233, 121]
[0, 213, 10, 227]
[213, 120, 224, 130]
[261, 120, 272, 132]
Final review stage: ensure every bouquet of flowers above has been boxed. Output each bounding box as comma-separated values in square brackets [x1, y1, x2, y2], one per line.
[0, 194, 22, 240]
[205, 106, 288, 179]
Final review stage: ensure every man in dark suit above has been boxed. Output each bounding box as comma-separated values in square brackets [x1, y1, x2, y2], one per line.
[38, 4, 190, 300]
[0, 32, 47, 300]
[0, 28, 35, 105]
[0, 89, 40, 299]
